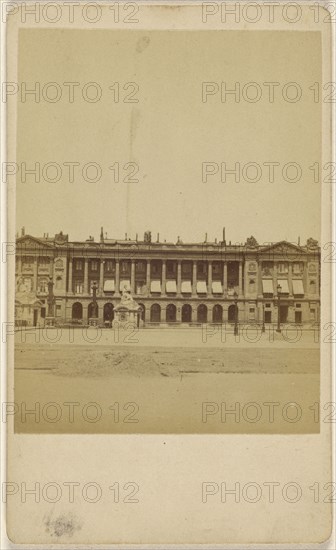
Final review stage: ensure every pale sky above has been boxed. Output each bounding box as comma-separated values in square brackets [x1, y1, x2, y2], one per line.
[16, 29, 321, 244]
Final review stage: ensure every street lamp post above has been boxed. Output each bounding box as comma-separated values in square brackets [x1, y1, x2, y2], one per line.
[45, 276, 55, 326]
[89, 282, 99, 326]
[276, 283, 282, 333]
[233, 290, 238, 336]
[262, 301, 265, 333]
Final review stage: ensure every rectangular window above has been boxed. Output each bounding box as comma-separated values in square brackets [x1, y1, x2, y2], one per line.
[136, 281, 146, 295]
[293, 262, 303, 274]
[39, 257, 50, 266]
[75, 282, 83, 294]
[295, 311, 302, 324]
[262, 262, 273, 276]
[166, 261, 176, 275]
[296, 303, 301, 308]
[151, 263, 160, 275]
[90, 260, 98, 271]
[197, 263, 206, 275]
[38, 279, 48, 293]
[136, 261, 146, 272]
[105, 260, 114, 272]
[121, 261, 129, 273]
[310, 308, 316, 320]
[278, 262, 288, 274]
[22, 256, 34, 268]
[75, 260, 83, 270]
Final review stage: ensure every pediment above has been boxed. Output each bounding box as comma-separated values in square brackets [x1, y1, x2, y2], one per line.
[260, 241, 304, 256]
[16, 235, 54, 249]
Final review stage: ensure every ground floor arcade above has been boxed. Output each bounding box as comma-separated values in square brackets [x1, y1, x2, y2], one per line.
[39, 297, 321, 327]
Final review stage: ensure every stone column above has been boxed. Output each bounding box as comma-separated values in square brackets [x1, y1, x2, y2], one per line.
[161, 260, 166, 296]
[50, 256, 54, 278]
[145, 305, 151, 322]
[176, 304, 182, 322]
[191, 305, 198, 322]
[238, 261, 243, 296]
[84, 258, 89, 294]
[303, 260, 309, 295]
[99, 260, 104, 296]
[115, 260, 120, 296]
[223, 262, 227, 296]
[177, 260, 182, 295]
[273, 262, 278, 294]
[146, 260, 151, 293]
[131, 260, 135, 294]
[33, 258, 38, 291]
[208, 261, 212, 295]
[192, 261, 197, 295]
[257, 262, 263, 298]
[68, 258, 73, 293]
[288, 262, 293, 296]
[16, 255, 21, 275]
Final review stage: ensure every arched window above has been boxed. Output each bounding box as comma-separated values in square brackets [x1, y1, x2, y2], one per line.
[212, 304, 223, 323]
[166, 304, 176, 322]
[182, 304, 192, 323]
[228, 304, 238, 323]
[103, 303, 114, 322]
[72, 302, 83, 320]
[197, 304, 207, 323]
[150, 303, 161, 322]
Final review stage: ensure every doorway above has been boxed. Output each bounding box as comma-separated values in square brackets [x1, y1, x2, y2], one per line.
[280, 305, 288, 323]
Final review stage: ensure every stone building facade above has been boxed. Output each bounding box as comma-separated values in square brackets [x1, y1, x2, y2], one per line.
[14, 229, 320, 328]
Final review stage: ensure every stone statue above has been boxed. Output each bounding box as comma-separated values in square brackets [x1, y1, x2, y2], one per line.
[113, 285, 142, 328]
[246, 236, 258, 247]
[121, 285, 132, 304]
[306, 237, 318, 248]
[144, 231, 151, 243]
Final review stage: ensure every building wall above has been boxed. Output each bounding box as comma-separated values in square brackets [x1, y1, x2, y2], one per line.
[15, 235, 321, 327]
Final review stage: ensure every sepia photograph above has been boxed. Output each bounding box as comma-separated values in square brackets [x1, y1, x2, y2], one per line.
[13, 25, 322, 434]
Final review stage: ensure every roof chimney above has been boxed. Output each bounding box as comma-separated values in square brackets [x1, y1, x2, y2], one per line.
[21, 227, 25, 236]
[298, 236, 300, 246]
[157, 233, 159, 243]
[100, 227, 104, 242]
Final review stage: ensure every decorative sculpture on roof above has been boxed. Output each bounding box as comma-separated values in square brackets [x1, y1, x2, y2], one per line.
[246, 235, 258, 247]
[144, 230, 151, 243]
[306, 237, 318, 248]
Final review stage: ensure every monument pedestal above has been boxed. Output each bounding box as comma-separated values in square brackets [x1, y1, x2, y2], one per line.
[112, 287, 142, 329]
[45, 316, 56, 327]
[88, 317, 99, 327]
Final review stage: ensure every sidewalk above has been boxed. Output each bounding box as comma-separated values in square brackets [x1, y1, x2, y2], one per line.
[14, 324, 320, 348]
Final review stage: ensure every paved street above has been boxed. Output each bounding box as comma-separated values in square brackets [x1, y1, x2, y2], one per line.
[13, 327, 320, 435]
